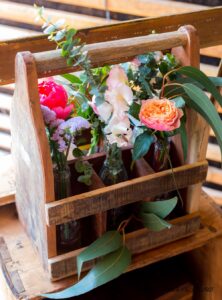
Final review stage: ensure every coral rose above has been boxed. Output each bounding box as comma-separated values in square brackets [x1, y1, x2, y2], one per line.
[139, 98, 183, 131]
[38, 79, 73, 120]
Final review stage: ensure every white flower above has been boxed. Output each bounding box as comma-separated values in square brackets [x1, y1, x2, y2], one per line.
[90, 96, 113, 123]
[106, 65, 128, 89]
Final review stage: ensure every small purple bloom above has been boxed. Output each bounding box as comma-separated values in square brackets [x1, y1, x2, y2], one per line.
[59, 117, 90, 134]
[41, 105, 56, 125]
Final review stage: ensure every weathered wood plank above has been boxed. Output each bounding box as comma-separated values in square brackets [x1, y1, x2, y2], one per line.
[1, 7, 222, 85]
[49, 213, 200, 281]
[49, 0, 205, 16]
[0, 25, 39, 42]
[0, 155, 15, 206]
[45, 161, 208, 226]
[0, 1, 113, 29]
[33, 30, 188, 78]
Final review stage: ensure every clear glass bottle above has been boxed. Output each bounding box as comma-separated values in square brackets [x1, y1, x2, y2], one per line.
[54, 165, 81, 252]
[151, 138, 171, 172]
[99, 142, 129, 230]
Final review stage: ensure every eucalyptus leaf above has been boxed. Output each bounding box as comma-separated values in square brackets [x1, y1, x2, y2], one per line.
[183, 83, 222, 156]
[42, 247, 131, 299]
[62, 73, 82, 84]
[178, 119, 188, 162]
[141, 197, 178, 218]
[132, 132, 154, 161]
[77, 231, 122, 279]
[178, 66, 222, 107]
[209, 76, 222, 87]
[141, 213, 172, 231]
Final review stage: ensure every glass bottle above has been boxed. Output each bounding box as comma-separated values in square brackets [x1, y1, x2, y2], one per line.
[99, 142, 129, 230]
[151, 137, 171, 172]
[54, 165, 81, 252]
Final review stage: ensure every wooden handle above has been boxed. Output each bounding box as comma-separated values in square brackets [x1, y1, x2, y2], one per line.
[33, 30, 188, 79]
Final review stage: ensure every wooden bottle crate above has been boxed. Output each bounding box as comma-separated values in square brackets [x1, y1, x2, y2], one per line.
[11, 25, 210, 281]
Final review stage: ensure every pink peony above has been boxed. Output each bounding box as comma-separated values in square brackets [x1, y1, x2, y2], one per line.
[139, 98, 183, 131]
[38, 79, 73, 120]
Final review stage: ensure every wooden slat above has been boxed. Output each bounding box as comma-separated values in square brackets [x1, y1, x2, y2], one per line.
[0, 1, 113, 29]
[0, 25, 39, 41]
[0, 191, 220, 299]
[1, 7, 222, 85]
[202, 187, 222, 205]
[156, 282, 193, 300]
[49, 0, 205, 16]
[0, 132, 11, 151]
[107, 0, 205, 17]
[49, 213, 200, 281]
[0, 93, 11, 114]
[207, 166, 222, 186]
[0, 155, 15, 206]
[45, 160, 208, 226]
[206, 143, 221, 162]
[33, 30, 188, 78]
[0, 114, 10, 134]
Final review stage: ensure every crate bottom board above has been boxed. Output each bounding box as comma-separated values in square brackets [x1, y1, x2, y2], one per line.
[0, 191, 222, 299]
[48, 211, 201, 281]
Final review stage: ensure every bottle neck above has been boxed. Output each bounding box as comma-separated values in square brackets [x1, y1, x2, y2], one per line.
[104, 142, 124, 170]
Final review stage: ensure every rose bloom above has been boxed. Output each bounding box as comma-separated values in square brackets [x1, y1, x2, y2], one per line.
[139, 98, 183, 131]
[38, 79, 73, 120]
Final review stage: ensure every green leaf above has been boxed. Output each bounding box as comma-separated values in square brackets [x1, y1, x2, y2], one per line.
[42, 246, 131, 299]
[172, 96, 185, 108]
[75, 160, 85, 172]
[183, 83, 222, 156]
[209, 76, 222, 87]
[178, 119, 187, 161]
[132, 132, 154, 161]
[141, 197, 178, 219]
[77, 231, 122, 279]
[43, 24, 56, 34]
[129, 102, 141, 119]
[62, 73, 82, 84]
[141, 213, 172, 231]
[72, 148, 84, 158]
[178, 66, 222, 107]
[77, 174, 91, 186]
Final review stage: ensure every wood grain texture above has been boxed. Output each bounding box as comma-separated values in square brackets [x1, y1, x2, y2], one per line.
[0, 1, 112, 29]
[1, 7, 222, 85]
[33, 31, 188, 79]
[0, 155, 15, 206]
[48, 213, 200, 281]
[172, 25, 210, 213]
[0, 192, 221, 299]
[49, 0, 205, 16]
[11, 51, 56, 266]
[45, 160, 208, 226]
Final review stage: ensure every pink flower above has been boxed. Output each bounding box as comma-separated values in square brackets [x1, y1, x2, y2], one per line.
[38, 79, 73, 120]
[139, 98, 183, 131]
[131, 57, 141, 68]
[106, 66, 128, 90]
[52, 105, 73, 120]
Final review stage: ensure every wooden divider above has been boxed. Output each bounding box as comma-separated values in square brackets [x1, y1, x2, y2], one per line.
[45, 161, 208, 227]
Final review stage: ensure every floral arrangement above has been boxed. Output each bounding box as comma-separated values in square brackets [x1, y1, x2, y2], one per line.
[36, 6, 222, 299]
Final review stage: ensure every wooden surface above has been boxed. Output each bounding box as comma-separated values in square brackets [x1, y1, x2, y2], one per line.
[0, 192, 221, 299]
[46, 160, 208, 226]
[49, 213, 200, 281]
[1, 7, 222, 85]
[49, 0, 205, 16]
[0, 1, 113, 29]
[33, 30, 188, 79]
[11, 51, 56, 268]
